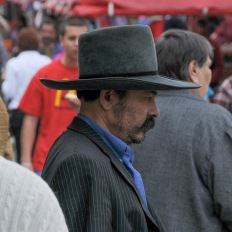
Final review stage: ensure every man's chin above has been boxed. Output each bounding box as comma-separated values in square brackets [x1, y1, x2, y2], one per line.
[132, 126, 156, 144]
[129, 133, 146, 144]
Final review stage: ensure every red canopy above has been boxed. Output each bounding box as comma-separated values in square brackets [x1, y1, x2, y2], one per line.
[45, 0, 232, 18]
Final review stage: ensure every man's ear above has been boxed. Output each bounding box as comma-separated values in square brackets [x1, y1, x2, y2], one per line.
[188, 60, 200, 84]
[99, 90, 113, 110]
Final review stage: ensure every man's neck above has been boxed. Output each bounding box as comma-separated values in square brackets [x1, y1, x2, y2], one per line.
[61, 55, 77, 67]
[80, 105, 110, 132]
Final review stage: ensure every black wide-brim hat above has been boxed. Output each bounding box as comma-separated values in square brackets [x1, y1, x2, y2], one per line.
[40, 25, 200, 91]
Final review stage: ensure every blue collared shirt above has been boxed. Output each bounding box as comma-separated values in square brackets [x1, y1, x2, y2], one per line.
[78, 113, 147, 205]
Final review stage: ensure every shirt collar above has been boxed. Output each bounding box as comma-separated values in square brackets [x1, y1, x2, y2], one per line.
[78, 113, 129, 161]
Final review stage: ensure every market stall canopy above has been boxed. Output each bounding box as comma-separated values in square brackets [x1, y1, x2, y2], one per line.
[44, 0, 232, 17]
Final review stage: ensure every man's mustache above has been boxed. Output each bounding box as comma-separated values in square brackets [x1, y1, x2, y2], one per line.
[140, 117, 155, 132]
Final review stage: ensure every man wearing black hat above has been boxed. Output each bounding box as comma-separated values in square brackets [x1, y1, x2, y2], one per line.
[41, 25, 199, 232]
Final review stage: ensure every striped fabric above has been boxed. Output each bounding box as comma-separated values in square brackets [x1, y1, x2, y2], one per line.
[213, 76, 232, 113]
[42, 117, 165, 232]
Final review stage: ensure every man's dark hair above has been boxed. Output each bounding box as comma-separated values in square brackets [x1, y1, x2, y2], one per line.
[77, 90, 127, 102]
[39, 17, 56, 30]
[155, 29, 213, 81]
[77, 90, 100, 102]
[58, 17, 88, 36]
[164, 17, 187, 31]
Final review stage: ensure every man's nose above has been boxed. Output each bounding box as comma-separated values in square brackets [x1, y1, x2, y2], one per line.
[150, 99, 160, 118]
[75, 39, 79, 46]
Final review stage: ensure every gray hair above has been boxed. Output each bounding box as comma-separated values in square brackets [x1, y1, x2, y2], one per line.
[156, 29, 213, 81]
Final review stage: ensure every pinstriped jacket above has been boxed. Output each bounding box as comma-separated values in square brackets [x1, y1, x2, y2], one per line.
[42, 117, 164, 232]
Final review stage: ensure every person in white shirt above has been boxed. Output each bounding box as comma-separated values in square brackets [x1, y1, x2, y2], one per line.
[1, 27, 51, 163]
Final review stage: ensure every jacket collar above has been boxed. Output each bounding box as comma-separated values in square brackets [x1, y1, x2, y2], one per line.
[157, 89, 204, 101]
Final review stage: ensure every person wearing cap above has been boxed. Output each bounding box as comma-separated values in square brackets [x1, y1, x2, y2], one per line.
[133, 29, 232, 232]
[40, 25, 199, 232]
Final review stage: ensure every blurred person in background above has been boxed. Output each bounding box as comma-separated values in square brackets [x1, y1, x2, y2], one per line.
[0, 33, 9, 79]
[19, 17, 88, 175]
[133, 29, 232, 232]
[213, 75, 232, 113]
[164, 16, 187, 31]
[9, 14, 28, 57]
[1, 27, 51, 163]
[211, 15, 232, 46]
[194, 17, 224, 89]
[38, 17, 63, 59]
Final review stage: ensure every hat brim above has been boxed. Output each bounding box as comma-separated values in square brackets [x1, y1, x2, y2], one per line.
[40, 75, 200, 91]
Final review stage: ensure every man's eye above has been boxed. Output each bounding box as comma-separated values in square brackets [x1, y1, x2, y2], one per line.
[69, 37, 77, 41]
[145, 97, 152, 102]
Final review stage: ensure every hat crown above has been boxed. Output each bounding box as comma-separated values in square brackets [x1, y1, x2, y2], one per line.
[78, 25, 158, 79]
[40, 24, 200, 91]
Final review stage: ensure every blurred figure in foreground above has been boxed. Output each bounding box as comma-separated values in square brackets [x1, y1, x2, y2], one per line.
[0, 156, 68, 232]
[1, 27, 51, 163]
[213, 75, 232, 113]
[133, 29, 232, 232]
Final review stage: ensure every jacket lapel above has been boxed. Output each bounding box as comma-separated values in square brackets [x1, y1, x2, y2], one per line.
[68, 117, 159, 227]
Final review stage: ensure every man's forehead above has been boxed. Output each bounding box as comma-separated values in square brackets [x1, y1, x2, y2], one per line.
[41, 23, 55, 30]
[63, 25, 88, 35]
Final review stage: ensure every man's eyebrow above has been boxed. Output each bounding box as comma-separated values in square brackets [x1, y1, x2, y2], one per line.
[150, 91, 157, 96]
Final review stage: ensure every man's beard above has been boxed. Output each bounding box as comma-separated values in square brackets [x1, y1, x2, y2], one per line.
[130, 117, 155, 144]
[112, 97, 156, 144]
[41, 37, 54, 46]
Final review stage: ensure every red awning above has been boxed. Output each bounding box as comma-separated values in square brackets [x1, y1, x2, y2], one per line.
[44, 0, 232, 18]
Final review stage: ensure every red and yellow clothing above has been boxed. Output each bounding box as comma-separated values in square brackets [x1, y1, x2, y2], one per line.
[19, 59, 78, 171]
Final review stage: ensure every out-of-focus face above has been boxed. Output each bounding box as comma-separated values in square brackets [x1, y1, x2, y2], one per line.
[194, 56, 212, 98]
[109, 90, 160, 144]
[40, 23, 56, 45]
[59, 25, 88, 62]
